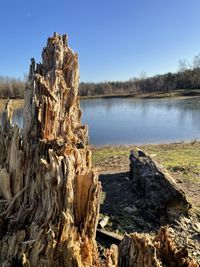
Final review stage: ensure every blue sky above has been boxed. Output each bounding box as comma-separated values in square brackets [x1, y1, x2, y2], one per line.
[1, 0, 200, 82]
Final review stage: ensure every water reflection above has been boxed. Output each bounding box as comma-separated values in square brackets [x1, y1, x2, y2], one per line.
[80, 97, 200, 145]
[0, 97, 200, 145]
[13, 108, 24, 128]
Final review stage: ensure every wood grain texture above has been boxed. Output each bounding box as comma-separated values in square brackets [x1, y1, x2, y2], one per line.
[0, 33, 101, 267]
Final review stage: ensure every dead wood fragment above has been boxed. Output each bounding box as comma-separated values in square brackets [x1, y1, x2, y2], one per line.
[2, 99, 13, 132]
[118, 226, 198, 267]
[129, 149, 190, 217]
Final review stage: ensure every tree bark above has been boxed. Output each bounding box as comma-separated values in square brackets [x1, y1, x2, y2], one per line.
[129, 149, 190, 217]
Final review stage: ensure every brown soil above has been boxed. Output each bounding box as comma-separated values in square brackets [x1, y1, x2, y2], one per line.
[93, 145, 200, 263]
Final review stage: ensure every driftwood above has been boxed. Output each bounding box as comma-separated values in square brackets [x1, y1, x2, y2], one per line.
[0, 33, 198, 267]
[129, 149, 190, 217]
[0, 33, 101, 266]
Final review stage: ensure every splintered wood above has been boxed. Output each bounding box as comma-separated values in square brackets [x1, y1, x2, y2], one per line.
[118, 227, 198, 267]
[0, 33, 198, 267]
[0, 33, 101, 266]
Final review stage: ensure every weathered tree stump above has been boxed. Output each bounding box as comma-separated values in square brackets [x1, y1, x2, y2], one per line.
[0, 33, 101, 267]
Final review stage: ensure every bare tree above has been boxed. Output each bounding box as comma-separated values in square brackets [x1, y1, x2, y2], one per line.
[193, 53, 200, 69]
[178, 59, 189, 72]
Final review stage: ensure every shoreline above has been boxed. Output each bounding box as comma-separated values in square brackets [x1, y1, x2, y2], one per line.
[80, 89, 200, 99]
[0, 89, 200, 102]
[91, 139, 200, 149]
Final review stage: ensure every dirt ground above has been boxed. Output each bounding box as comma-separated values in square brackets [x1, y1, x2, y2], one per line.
[92, 142, 200, 263]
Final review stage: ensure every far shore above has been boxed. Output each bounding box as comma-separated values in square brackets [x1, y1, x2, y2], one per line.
[0, 89, 200, 104]
[81, 88, 200, 99]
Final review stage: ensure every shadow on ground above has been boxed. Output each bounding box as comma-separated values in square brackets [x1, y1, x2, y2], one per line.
[99, 171, 178, 234]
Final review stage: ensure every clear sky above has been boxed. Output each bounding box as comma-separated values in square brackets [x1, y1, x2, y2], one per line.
[1, 0, 200, 82]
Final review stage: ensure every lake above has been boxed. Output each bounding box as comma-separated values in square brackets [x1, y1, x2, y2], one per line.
[0, 97, 200, 146]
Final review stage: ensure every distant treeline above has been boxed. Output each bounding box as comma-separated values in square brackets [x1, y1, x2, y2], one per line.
[79, 54, 200, 96]
[1, 54, 200, 98]
[79, 68, 200, 96]
[0, 76, 25, 98]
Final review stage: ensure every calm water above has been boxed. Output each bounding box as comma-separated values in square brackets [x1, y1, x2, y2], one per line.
[1, 97, 200, 145]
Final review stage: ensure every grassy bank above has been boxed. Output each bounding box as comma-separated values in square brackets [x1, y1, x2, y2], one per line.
[92, 141, 200, 182]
